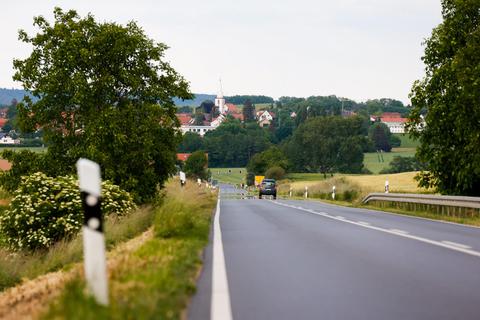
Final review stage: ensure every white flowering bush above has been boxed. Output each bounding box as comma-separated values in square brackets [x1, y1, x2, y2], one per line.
[0, 172, 136, 250]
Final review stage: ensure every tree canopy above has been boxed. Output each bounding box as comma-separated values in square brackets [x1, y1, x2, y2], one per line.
[12, 8, 192, 202]
[283, 116, 366, 174]
[408, 0, 480, 195]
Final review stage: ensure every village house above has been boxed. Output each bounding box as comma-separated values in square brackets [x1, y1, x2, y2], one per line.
[371, 112, 407, 134]
[256, 110, 275, 127]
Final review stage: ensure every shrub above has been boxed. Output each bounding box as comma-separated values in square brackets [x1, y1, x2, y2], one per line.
[265, 166, 286, 180]
[0, 172, 136, 250]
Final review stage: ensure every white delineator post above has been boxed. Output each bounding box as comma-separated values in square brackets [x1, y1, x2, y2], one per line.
[332, 185, 336, 200]
[305, 186, 308, 199]
[180, 171, 186, 187]
[289, 187, 293, 198]
[77, 158, 109, 306]
[385, 179, 390, 193]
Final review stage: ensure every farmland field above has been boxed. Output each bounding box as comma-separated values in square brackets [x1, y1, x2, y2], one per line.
[363, 148, 416, 174]
[0, 146, 47, 153]
[210, 167, 245, 185]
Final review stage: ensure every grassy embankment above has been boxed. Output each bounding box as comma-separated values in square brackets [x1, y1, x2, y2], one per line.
[0, 202, 155, 291]
[43, 179, 216, 319]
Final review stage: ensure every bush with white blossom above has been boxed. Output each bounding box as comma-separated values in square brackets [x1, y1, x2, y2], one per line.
[0, 172, 136, 250]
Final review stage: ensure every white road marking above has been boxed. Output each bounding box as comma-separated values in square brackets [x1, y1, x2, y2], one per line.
[272, 201, 480, 259]
[336, 216, 346, 220]
[211, 198, 233, 320]
[389, 229, 409, 235]
[358, 221, 371, 226]
[441, 241, 472, 250]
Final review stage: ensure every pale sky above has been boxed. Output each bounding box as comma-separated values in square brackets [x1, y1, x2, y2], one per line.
[0, 0, 442, 103]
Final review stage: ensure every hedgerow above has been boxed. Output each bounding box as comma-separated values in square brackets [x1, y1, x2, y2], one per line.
[0, 172, 136, 250]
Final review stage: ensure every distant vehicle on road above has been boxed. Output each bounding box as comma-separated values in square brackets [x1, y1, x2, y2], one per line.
[259, 179, 276, 199]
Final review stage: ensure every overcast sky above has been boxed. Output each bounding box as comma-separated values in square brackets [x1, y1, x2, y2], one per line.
[1, 0, 442, 103]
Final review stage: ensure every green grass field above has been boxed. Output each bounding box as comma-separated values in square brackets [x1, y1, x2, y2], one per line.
[0, 146, 47, 153]
[210, 167, 246, 185]
[394, 133, 420, 148]
[363, 149, 416, 174]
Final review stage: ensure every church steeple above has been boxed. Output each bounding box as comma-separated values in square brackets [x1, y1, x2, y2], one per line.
[215, 77, 227, 114]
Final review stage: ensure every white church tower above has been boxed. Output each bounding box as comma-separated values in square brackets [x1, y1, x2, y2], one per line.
[215, 78, 227, 114]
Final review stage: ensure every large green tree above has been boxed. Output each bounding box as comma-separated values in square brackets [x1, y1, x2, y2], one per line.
[283, 116, 366, 174]
[13, 8, 192, 202]
[408, 0, 480, 195]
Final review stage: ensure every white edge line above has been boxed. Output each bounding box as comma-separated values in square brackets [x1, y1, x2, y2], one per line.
[272, 201, 480, 258]
[441, 241, 472, 249]
[279, 198, 480, 230]
[211, 198, 233, 320]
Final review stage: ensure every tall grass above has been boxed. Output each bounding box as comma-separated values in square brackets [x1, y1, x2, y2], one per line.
[0, 206, 155, 291]
[279, 176, 361, 202]
[43, 179, 217, 319]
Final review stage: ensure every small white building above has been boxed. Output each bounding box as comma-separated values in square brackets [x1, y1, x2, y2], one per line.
[0, 135, 18, 144]
[180, 125, 215, 137]
[380, 117, 407, 134]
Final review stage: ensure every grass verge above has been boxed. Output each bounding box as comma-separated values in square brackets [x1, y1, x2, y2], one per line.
[43, 179, 217, 319]
[0, 205, 155, 291]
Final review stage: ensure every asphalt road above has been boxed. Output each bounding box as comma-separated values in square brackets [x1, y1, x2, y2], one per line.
[188, 185, 480, 320]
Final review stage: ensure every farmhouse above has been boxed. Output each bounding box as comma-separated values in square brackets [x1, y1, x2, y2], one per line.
[256, 110, 275, 127]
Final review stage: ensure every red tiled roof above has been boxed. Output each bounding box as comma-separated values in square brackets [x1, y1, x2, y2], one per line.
[382, 112, 402, 118]
[226, 103, 239, 113]
[381, 117, 407, 123]
[0, 159, 12, 171]
[176, 113, 192, 125]
[0, 118, 7, 127]
[231, 113, 244, 121]
[177, 153, 191, 161]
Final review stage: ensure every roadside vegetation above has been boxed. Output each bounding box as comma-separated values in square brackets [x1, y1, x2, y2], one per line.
[43, 179, 216, 319]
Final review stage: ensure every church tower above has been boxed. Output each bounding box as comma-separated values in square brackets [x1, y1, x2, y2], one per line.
[215, 78, 227, 114]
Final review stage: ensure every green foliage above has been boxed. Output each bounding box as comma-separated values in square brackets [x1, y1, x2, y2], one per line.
[12, 8, 192, 203]
[242, 99, 256, 122]
[178, 132, 203, 153]
[0, 150, 45, 192]
[283, 116, 366, 174]
[0, 172, 135, 250]
[408, 0, 480, 195]
[369, 122, 392, 152]
[247, 146, 289, 175]
[246, 172, 255, 186]
[265, 166, 285, 180]
[184, 151, 209, 180]
[204, 120, 271, 167]
[225, 95, 274, 105]
[380, 156, 426, 174]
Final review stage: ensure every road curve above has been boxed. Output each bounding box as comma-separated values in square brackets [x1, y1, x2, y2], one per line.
[188, 185, 480, 320]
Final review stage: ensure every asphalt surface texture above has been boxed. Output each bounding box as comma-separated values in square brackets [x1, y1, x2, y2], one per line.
[188, 184, 480, 320]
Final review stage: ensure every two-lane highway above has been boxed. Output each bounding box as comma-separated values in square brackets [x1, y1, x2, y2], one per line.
[189, 185, 480, 320]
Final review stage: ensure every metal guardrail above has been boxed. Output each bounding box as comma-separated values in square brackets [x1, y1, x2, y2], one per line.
[362, 193, 480, 209]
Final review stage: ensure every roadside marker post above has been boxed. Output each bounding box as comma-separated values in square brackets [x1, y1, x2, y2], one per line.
[197, 178, 202, 187]
[305, 186, 308, 199]
[76, 158, 109, 306]
[385, 179, 389, 193]
[180, 171, 186, 187]
[332, 185, 336, 200]
[289, 188, 292, 198]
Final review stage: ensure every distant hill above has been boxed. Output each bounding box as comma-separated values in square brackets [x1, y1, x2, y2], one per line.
[0, 88, 36, 106]
[173, 93, 216, 106]
[0, 88, 215, 107]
